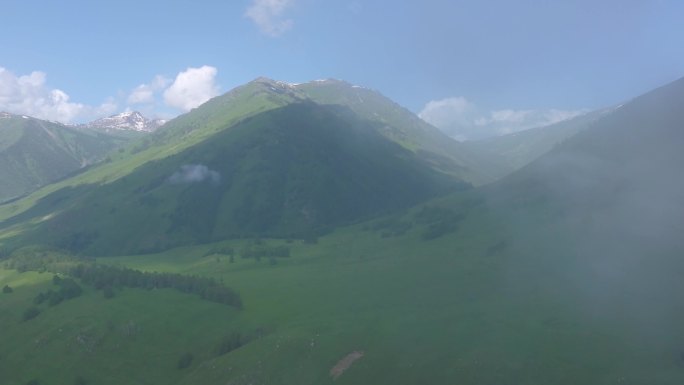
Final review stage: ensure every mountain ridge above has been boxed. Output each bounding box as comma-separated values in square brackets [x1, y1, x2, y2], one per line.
[78, 111, 166, 133]
[0, 113, 127, 203]
[464, 107, 614, 173]
[0, 79, 474, 255]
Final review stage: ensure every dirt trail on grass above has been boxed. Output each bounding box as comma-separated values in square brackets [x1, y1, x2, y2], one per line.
[330, 350, 365, 380]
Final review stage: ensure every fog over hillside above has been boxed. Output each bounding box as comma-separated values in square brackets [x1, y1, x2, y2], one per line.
[1, 1, 683, 384]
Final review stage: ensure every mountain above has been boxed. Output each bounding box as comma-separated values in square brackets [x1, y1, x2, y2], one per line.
[296, 79, 506, 184]
[463, 107, 612, 173]
[0, 112, 126, 203]
[477, 77, 684, 303]
[80, 111, 166, 134]
[492, 76, 684, 222]
[2, 77, 684, 385]
[460, 76, 684, 382]
[0, 78, 315, 225]
[0, 78, 471, 255]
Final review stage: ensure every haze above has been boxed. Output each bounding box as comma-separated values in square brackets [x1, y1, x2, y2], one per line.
[1, 1, 683, 385]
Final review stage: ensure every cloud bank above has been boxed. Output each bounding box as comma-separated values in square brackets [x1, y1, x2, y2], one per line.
[127, 75, 170, 105]
[419, 96, 587, 141]
[0, 67, 116, 123]
[126, 66, 220, 117]
[418, 97, 477, 135]
[245, 0, 294, 37]
[0, 64, 222, 123]
[168, 164, 221, 185]
[163, 66, 220, 112]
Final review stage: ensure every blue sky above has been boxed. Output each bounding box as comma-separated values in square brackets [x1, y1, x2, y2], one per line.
[1, 0, 682, 139]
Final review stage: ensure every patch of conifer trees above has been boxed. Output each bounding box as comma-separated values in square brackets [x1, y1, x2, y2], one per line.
[69, 264, 242, 309]
[33, 275, 83, 306]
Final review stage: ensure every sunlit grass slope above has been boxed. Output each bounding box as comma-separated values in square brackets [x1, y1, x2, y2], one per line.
[0, 114, 126, 203]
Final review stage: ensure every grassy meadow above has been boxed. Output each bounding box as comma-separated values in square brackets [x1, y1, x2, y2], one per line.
[3, 192, 684, 384]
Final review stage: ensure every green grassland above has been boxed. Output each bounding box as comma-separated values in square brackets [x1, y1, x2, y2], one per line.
[0, 267, 245, 385]
[3, 190, 684, 384]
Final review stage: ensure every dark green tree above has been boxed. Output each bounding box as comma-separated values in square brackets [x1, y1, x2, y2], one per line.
[22, 307, 41, 321]
[177, 352, 194, 369]
[103, 286, 115, 299]
[33, 292, 46, 304]
[216, 332, 244, 356]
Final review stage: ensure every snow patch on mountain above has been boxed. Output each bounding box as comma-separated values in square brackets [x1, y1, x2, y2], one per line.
[81, 111, 166, 132]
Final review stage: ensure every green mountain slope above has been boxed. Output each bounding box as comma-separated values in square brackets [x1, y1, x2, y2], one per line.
[0, 79, 305, 223]
[493, 76, 684, 222]
[464, 76, 684, 382]
[464, 107, 611, 172]
[3, 102, 466, 256]
[0, 114, 126, 203]
[0, 78, 500, 228]
[297, 79, 506, 184]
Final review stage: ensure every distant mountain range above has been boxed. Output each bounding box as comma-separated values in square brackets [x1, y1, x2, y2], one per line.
[0, 110, 166, 202]
[464, 107, 615, 174]
[493, 76, 684, 233]
[0, 84, 597, 206]
[77, 111, 166, 134]
[1, 77, 648, 255]
[0, 112, 128, 202]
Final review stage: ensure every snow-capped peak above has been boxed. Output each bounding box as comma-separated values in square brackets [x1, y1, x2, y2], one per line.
[252, 77, 300, 90]
[81, 111, 166, 132]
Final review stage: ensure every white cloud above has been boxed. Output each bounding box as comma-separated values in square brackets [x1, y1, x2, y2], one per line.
[163, 66, 220, 112]
[0, 67, 115, 123]
[0, 65, 222, 124]
[128, 85, 154, 105]
[168, 164, 220, 184]
[418, 97, 477, 140]
[475, 109, 586, 136]
[96, 99, 119, 115]
[419, 96, 586, 141]
[127, 75, 170, 105]
[245, 0, 294, 37]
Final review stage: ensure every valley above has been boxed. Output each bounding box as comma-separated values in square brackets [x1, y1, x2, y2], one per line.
[1, 75, 684, 385]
